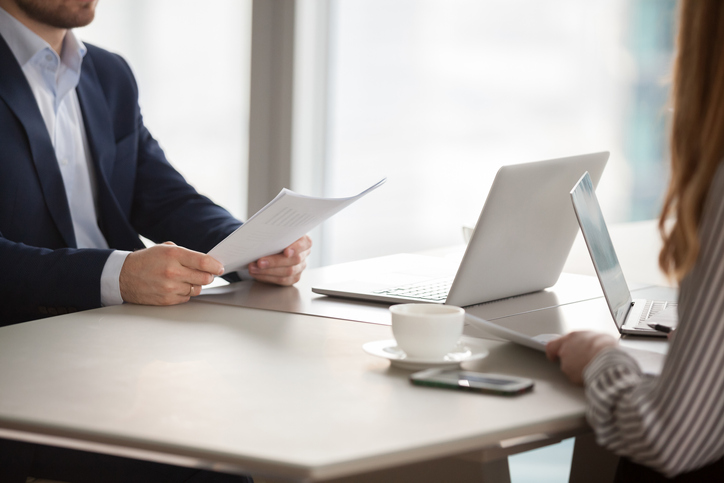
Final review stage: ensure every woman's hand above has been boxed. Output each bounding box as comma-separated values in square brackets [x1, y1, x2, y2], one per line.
[546, 331, 618, 385]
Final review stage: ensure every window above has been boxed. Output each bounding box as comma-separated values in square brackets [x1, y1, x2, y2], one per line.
[78, 0, 252, 220]
[321, 0, 675, 265]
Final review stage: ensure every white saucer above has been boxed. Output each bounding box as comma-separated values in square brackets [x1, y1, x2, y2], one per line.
[363, 337, 489, 370]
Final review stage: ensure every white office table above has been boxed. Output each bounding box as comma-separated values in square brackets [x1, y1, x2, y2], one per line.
[0, 220, 674, 482]
[196, 219, 674, 481]
[197, 219, 671, 326]
[1, 302, 597, 483]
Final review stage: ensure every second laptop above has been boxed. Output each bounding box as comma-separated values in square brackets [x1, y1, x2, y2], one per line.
[312, 151, 609, 307]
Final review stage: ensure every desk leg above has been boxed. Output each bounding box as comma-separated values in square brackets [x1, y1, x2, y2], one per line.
[569, 433, 619, 483]
[309, 456, 510, 483]
[0, 437, 34, 483]
[480, 458, 511, 483]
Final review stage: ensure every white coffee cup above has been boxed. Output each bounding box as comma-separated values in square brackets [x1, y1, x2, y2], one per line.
[390, 303, 465, 358]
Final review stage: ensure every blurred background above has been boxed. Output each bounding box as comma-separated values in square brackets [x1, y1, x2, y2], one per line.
[80, 0, 676, 265]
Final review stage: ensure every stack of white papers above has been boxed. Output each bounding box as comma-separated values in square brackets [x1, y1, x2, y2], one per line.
[208, 179, 386, 273]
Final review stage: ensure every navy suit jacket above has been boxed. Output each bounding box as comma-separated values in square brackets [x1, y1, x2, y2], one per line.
[0, 38, 242, 324]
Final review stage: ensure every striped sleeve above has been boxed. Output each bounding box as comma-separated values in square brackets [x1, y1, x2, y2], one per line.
[583, 163, 724, 477]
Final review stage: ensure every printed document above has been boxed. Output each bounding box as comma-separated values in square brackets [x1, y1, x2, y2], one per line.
[208, 179, 386, 273]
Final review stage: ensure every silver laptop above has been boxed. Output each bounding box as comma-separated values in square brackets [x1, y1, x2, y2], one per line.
[312, 152, 609, 307]
[570, 172, 675, 337]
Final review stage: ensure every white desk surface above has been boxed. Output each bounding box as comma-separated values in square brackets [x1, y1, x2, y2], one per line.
[197, 255, 621, 326]
[0, 303, 588, 482]
[197, 219, 670, 327]
[0, 220, 674, 481]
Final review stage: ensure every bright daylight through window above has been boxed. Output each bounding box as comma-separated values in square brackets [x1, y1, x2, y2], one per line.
[78, 0, 251, 222]
[321, 0, 675, 266]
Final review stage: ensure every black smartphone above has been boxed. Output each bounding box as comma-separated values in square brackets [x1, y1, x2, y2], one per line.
[410, 368, 534, 396]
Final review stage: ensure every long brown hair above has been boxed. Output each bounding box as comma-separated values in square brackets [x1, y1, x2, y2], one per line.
[659, 0, 724, 281]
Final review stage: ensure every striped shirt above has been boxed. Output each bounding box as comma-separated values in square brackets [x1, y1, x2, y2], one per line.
[584, 161, 724, 477]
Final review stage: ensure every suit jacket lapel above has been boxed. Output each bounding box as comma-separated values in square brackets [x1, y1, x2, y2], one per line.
[0, 35, 77, 247]
[76, 53, 144, 251]
[76, 53, 115, 185]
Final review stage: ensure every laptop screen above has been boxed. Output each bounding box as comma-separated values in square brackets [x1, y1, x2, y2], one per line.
[570, 172, 632, 328]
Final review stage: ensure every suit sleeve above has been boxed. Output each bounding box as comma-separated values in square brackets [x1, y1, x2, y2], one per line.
[0, 236, 113, 324]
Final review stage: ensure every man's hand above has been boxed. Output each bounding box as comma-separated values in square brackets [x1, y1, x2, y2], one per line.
[546, 331, 618, 385]
[247, 235, 312, 286]
[119, 242, 225, 305]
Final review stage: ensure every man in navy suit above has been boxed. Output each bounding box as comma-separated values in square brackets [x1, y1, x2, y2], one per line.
[0, 0, 312, 326]
[0, 0, 310, 480]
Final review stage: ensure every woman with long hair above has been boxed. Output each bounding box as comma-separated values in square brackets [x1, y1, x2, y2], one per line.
[546, 1, 724, 480]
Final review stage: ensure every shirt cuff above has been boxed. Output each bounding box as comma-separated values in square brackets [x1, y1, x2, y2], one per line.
[583, 346, 642, 386]
[100, 250, 131, 307]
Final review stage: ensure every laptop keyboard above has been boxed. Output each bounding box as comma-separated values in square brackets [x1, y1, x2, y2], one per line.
[635, 300, 677, 327]
[373, 277, 453, 302]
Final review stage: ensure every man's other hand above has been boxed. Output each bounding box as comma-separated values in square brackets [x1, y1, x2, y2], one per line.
[119, 242, 225, 305]
[248, 235, 312, 286]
